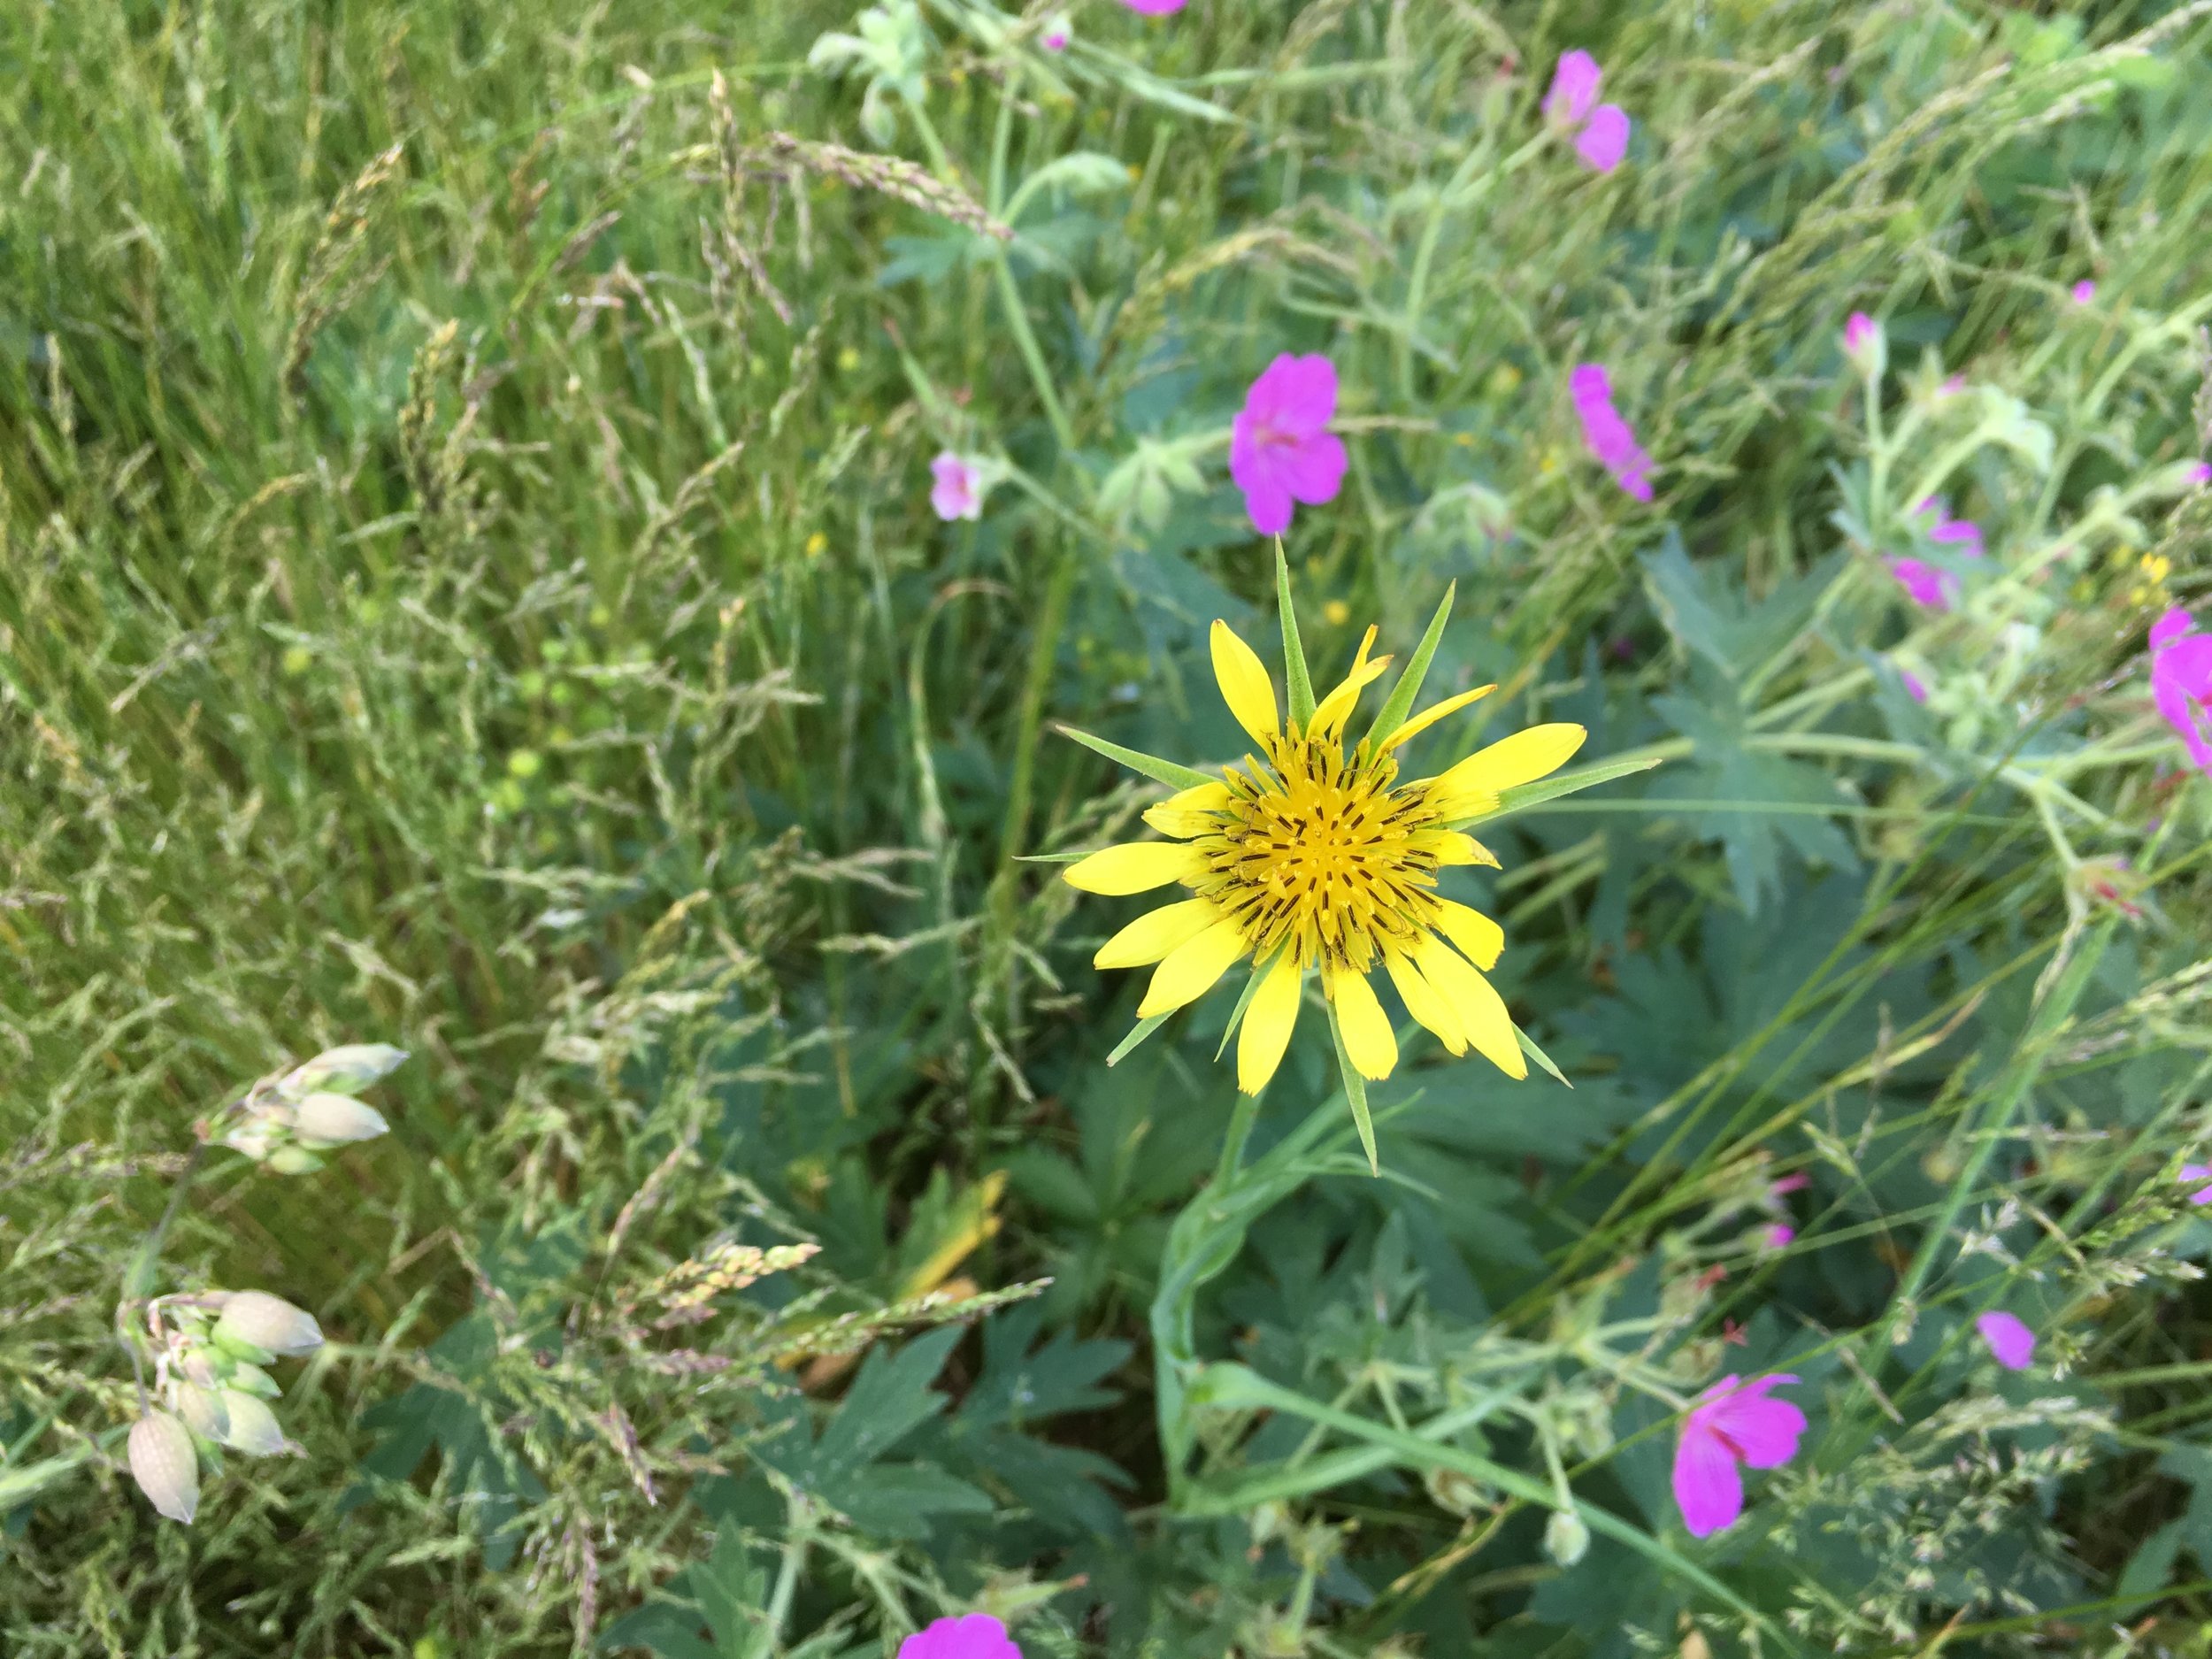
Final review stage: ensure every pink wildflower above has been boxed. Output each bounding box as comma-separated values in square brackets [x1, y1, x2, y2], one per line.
[1763, 1224, 1794, 1251]
[1229, 354, 1348, 535]
[1917, 495, 1984, 558]
[1568, 365, 1655, 502]
[2180, 1163, 2212, 1204]
[1768, 1172, 1810, 1197]
[1975, 1311, 2035, 1371]
[2151, 609, 2212, 772]
[1901, 668, 1930, 703]
[1671, 1373, 1806, 1539]
[2071, 280, 2096, 303]
[930, 453, 984, 522]
[1888, 557, 1957, 611]
[1842, 311, 1885, 378]
[1041, 15, 1069, 49]
[1121, 0, 1187, 13]
[898, 1615, 1023, 1659]
[2190, 462, 2212, 486]
[1542, 50, 1631, 173]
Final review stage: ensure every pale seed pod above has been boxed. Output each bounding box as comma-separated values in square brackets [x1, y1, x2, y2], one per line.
[172, 1380, 231, 1442]
[212, 1291, 324, 1358]
[128, 1411, 200, 1524]
[278, 1043, 408, 1099]
[265, 1145, 326, 1175]
[289, 1092, 390, 1148]
[218, 1391, 289, 1457]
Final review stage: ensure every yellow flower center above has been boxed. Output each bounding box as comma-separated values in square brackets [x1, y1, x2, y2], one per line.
[1194, 729, 1444, 973]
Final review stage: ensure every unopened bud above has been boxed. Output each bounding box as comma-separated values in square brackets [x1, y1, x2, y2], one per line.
[1544, 1508, 1591, 1568]
[279, 1043, 408, 1099]
[266, 1145, 326, 1174]
[219, 1391, 290, 1457]
[291, 1092, 391, 1148]
[128, 1411, 200, 1524]
[1841, 311, 1886, 381]
[171, 1380, 230, 1442]
[1422, 1465, 1489, 1517]
[212, 1291, 324, 1358]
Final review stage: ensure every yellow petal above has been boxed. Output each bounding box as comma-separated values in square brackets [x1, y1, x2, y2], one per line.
[1236, 951, 1303, 1094]
[1327, 962, 1399, 1081]
[1143, 780, 1234, 839]
[1064, 841, 1204, 895]
[1138, 917, 1249, 1018]
[1383, 948, 1467, 1056]
[1431, 900, 1504, 971]
[1311, 626, 1391, 737]
[1210, 620, 1279, 748]
[1380, 684, 1496, 752]
[1412, 934, 1526, 1079]
[1419, 830, 1500, 868]
[1095, 898, 1222, 970]
[1430, 724, 1587, 804]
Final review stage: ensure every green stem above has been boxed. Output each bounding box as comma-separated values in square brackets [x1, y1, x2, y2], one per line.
[991, 254, 1078, 456]
[1214, 1088, 1263, 1192]
[118, 1139, 209, 1412]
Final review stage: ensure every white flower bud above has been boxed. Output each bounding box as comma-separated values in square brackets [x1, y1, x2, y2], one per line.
[278, 1043, 408, 1099]
[212, 1291, 324, 1358]
[290, 1092, 390, 1148]
[265, 1145, 326, 1175]
[1544, 1508, 1591, 1568]
[128, 1411, 200, 1524]
[218, 1391, 289, 1457]
[171, 1380, 230, 1442]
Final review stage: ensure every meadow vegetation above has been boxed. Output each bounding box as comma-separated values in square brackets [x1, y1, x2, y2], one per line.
[4, 2, 2212, 1655]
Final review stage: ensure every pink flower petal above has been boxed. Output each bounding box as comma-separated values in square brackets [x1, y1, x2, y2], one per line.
[1279, 431, 1348, 506]
[2071, 280, 2096, 303]
[1671, 1422, 1744, 1538]
[1702, 1373, 1806, 1470]
[1120, 0, 1187, 13]
[2152, 631, 2212, 772]
[898, 1614, 1024, 1659]
[1901, 669, 1929, 703]
[2152, 608, 2197, 653]
[1244, 353, 1339, 435]
[930, 453, 981, 522]
[1763, 1224, 1794, 1250]
[1543, 50, 1603, 127]
[1769, 1172, 1810, 1196]
[1575, 104, 1631, 173]
[1567, 364, 1655, 500]
[1888, 557, 1955, 611]
[1975, 1311, 2036, 1371]
[1843, 312, 1876, 355]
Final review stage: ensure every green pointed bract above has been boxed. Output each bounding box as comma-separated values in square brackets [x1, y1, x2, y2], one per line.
[1107, 1011, 1172, 1067]
[1362, 581, 1457, 750]
[1448, 755, 1664, 828]
[1275, 544, 1317, 726]
[1515, 1024, 1573, 1088]
[1056, 724, 1216, 792]
[1325, 1002, 1379, 1177]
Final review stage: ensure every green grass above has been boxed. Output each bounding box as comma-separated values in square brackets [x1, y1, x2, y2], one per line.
[4, 2, 2212, 1655]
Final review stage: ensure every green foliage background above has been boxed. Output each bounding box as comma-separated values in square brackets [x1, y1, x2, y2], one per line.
[4, 2, 2212, 1655]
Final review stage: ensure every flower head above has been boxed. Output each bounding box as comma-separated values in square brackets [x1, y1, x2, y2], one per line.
[1900, 667, 1930, 703]
[1768, 1172, 1810, 1198]
[1542, 50, 1630, 173]
[1230, 354, 1348, 534]
[2190, 462, 2211, 487]
[2181, 1163, 2212, 1204]
[1887, 557, 1957, 611]
[1064, 580, 1585, 1107]
[1975, 1311, 2036, 1371]
[1671, 1372, 1806, 1538]
[931, 453, 986, 522]
[2071, 280, 2096, 303]
[1917, 495, 1984, 559]
[2150, 609, 2212, 772]
[1842, 311, 1886, 379]
[1121, 0, 1187, 13]
[899, 1614, 1022, 1659]
[1568, 365, 1655, 501]
[1763, 1224, 1794, 1251]
[1041, 15, 1070, 49]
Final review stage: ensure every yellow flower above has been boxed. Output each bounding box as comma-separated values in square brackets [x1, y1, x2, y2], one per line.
[1322, 599, 1351, 626]
[1062, 573, 1585, 1118]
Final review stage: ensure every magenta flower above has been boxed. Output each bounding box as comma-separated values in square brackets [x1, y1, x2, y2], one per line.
[2181, 1163, 2212, 1204]
[1568, 365, 1655, 502]
[2071, 280, 2096, 303]
[2189, 462, 2211, 486]
[2152, 609, 2212, 772]
[1671, 1373, 1806, 1539]
[1542, 50, 1630, 173]
[1900, 668, 1929, 703]
[1887, 557, 1955, 611]
[1842, 311, 1885, 378]
[1917, 495, 1984, 559]
[1229, 354, 1348, 535]
[1975, 1311, 2036, 1371]
[898, 1615, 1023, 1659]
[1121, 0, 1187, 13]
[1041, 15, 1069, 49]
[1763, 1224, 1794, 1251]
[931, 453, 984, 522]
[1768, 1172, 1810, 1198]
